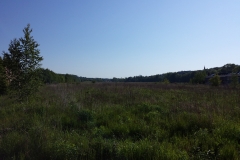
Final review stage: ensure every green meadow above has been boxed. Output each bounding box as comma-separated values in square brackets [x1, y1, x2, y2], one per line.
[0, 83, 240, 159]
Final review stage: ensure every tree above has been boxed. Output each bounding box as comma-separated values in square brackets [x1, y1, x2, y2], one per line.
[2, 24, 43, 101]
[163, 78, 170, 84]
[192, 71, 207, 84]
[0, 57, 7, 95]
[210, 75, 221, 86]
[219, 64, 236, 75]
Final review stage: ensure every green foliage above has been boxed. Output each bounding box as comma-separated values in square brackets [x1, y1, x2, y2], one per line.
[219, 144, 239, 159]
[78, 109, 94, 122]
[210, 74, 221, 86]
[2, 24, 43, 101]
[113, 64, 240, 83]
[219, 63, 236, 75]
[65, 74, 80, 83]
[0, 57, 7, 95]
[231, 73, 239, 88]
[40, 68, 65, 83]
[192, 71, 206, 84]
[0, 131, 27, 159]
[1, 83, 240, 159]
[163, 78, 170, 84]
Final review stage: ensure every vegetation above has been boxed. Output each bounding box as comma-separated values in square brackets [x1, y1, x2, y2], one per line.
[30, 63, 240, 86]
[0, 83, 240, 159]
[113, 64, 240, 83]
[210, 75, 221, 86]
[1, 24, 240, 159]
[40, 68, 106, 84]
[231, 74, 239, 88]
[163, 78, 170, 84]
[0, 57, 7, 95]
[2, 24, 43, 101]
[39, 64, 239, 84]
[192, 71, 207, 84]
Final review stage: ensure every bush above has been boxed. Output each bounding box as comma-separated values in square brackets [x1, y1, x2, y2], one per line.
[210, 75, 221, 86]
[163, 78, 170, 84]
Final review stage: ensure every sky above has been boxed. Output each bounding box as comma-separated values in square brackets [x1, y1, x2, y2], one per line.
[0, 1, 240, 78]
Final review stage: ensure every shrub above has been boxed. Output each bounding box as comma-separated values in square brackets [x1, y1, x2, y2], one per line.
[163, 78, 170, 84]
[210, 75, 221, 86]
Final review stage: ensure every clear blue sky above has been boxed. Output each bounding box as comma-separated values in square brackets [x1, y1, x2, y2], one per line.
[1, 1, 240, 78]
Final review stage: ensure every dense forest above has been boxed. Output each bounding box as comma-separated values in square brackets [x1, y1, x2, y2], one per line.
[114, 64, 240, 83]
[39, 68, 107, 83]
[1, 59, 240, 88]
[39, 63, 240, 84]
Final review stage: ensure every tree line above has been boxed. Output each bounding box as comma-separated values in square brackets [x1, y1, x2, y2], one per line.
[1, 25, 239, 98]
[39, 68, 106, 84]
[24, 63, 240, 85]
[113, 64, 240, 84]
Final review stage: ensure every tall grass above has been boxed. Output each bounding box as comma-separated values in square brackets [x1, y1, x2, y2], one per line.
[0, 82, 240, 159]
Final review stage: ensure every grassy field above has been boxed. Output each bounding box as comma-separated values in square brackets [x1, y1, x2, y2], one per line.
[0, 82, 240, 159]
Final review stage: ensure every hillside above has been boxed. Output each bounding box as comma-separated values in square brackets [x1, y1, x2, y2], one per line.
[41, 63, 240, 84]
